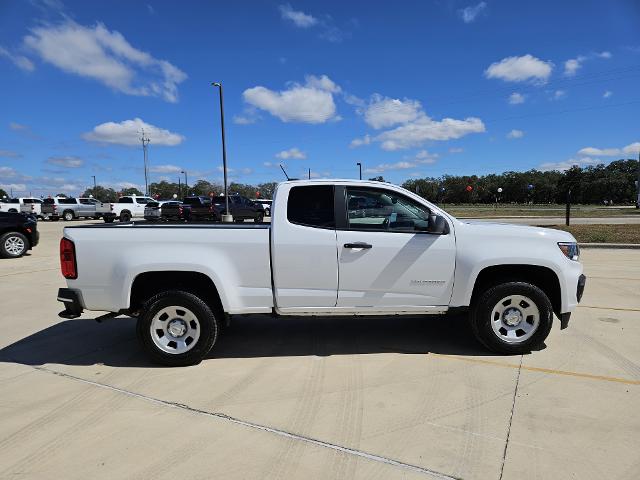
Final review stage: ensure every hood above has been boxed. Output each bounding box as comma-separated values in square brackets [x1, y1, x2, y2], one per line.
[459, 220, 577, 243]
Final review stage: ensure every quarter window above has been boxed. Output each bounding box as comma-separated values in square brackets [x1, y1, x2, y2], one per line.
[346, 187, 431, 232]
[287, 185, 335, 228]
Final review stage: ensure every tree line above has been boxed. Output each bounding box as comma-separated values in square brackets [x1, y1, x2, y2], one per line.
[71, 158, 638, 205]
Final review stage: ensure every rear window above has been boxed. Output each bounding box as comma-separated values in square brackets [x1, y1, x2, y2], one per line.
[118, 197, 133, 203]
[287, 185, 335, 229]
[44, 198, 54, 204]
[146, 201, 159, 208]
[184, 197, 203, 205]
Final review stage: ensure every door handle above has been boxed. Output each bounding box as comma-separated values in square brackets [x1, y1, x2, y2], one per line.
[344, 242, 372, 249]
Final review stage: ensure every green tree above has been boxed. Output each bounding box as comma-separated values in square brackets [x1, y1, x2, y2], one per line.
[229, 182, 259, 198]
[119, 187, 143, 196]
[0, 188, 8, 199]
[368, 176, 386, 182]
[81, 186, 118, 202]
[190, 180, 223, 197]
[257, 182, 278, 199]
[148, 181, 181, 199]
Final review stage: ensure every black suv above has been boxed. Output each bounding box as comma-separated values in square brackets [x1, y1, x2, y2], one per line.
[162, 196, 220, 222]
[212, 195, 265, 222]
[0, 212, 39, 258]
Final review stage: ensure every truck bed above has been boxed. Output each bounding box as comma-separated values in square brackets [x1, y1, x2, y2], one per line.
[63, 222, 273, 314]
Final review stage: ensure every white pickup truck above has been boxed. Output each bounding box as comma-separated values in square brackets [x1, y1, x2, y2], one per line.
[107, 195, 156, 222]
[57, 180, 585, 366]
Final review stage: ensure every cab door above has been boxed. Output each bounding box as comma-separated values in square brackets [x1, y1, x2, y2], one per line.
[336, 186, 455, 309]
[271, 185, 339, 310]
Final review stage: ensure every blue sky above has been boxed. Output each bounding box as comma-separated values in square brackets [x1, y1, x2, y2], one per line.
[1, 0, 639, 196]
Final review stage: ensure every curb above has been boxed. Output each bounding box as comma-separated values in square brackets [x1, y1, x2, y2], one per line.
[579, 243, 640, 249]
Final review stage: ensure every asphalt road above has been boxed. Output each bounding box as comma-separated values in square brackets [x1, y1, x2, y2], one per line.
[1, 220, 639, 479]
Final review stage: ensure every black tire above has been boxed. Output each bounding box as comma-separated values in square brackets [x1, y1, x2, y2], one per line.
[63, 210, 74, 221]
[0, 231, 29, 258]
[255, 213, 264, 223]
[136, 290, 219, 366]
[104, 216, 114, 223]
[120, 211, 131, 222]
[470, 282, 553, 355]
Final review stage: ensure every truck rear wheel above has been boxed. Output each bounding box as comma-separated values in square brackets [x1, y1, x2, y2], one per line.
[136, 290, 219, 366]
[63, 210, 74, 221]
[120, 212, 131, 222]
[470, 282, 553, 355]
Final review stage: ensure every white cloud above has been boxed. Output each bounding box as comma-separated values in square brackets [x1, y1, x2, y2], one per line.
[597, 51, 612, 59]
[0, 149, 21, 158]
[508, 92, 525, 105]
[149, 164, 183, 174]
[459, 2, 487, 23]
[485, 54, 553, 83]
[242, 75, 339, 123]
[0, 46, 35, 71]
[233, 115, 256, 125]
[376, 115, 485, 151]
[577, 142, 640, 157]
[83, 118, 184, 146]
[275, 147, 306, 160]
[553, 90, 566, 100]
[0, 183, 27, 193]
[363, 94, 422, 129]
[507, 129, 524, 139]
[563, 56, 586, 76]
[46, 156, 84, 168]
[278, 4, 318, 28]
[349, 134, 371, 148]
[365, 161, 416, 174]
[413, 150, 438, 164]
[449, 147, 464, 154]
[23, 20, 187, 102]
[539, 157, 602, 172]
[603, 90, 612, 99]
[9, 122, 29, 132]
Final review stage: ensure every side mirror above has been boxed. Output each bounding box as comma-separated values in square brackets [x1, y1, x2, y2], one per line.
[427, 214, 447, 234]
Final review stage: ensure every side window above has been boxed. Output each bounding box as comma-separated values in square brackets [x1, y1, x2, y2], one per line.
[24, 199, 33, 204]
[287, 185, 335, 228]
[60, 198, 78, 205]
[119, 197, 133, 204]
[346, 187, 431, 232]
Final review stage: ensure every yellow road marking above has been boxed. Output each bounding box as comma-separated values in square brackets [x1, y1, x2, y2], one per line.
[431, 354, 640, 386]
[578, 305, 640, 312]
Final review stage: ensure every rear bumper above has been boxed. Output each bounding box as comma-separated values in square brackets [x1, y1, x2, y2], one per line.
[57, 288, 84, 319]
[30, 230, 39, 248]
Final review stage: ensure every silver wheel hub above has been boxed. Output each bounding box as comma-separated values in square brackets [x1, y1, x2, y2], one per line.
[150, 306, 200, 355]
[503, 308, 523, 326]
[491, 294, 540, 344]
[5, 236, 25, 255]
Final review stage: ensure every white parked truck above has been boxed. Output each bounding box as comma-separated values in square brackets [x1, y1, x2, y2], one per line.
[107, 195, 156, 222]
[57, 180, 585, 366]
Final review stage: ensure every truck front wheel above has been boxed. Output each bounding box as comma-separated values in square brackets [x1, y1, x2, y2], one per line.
[136, 290, 219, 366]
[470, 282, 553, 355]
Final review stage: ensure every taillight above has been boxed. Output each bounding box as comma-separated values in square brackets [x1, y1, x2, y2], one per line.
[53, 205, 58, 211]
[60, 238, 77, 279]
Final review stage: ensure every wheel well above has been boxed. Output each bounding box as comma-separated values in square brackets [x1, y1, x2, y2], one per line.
[129, 271, 224, 316]
[471, 265, 561, 316]
[121, 210, 131, 215]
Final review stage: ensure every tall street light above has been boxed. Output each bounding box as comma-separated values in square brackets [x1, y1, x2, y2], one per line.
[356, 162, 362, 180]
[91, 175, 97, 198]
[140, 129, 150, 196]
[181, 170, 188, 195]
[212, 82, 232, 222]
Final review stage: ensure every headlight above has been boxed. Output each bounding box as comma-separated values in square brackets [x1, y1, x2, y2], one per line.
[558, 242, 579, 261]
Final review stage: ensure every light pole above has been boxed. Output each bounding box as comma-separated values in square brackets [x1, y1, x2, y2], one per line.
[178, 177, 182, 199]
[91, 175, 97, 199]
[212, 82, 232, 222]
[140, 129, 150, 196]
[181, 170, 188, 195]
[356, 162, 362, 180]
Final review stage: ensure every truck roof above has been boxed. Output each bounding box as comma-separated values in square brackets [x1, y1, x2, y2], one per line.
[278, 179, 398, 188]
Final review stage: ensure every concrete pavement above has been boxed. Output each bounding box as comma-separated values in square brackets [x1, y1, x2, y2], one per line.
[0, 220, 639, 479]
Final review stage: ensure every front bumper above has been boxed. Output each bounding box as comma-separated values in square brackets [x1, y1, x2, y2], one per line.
[559, 274, 586, 330]
[57, 288, 84, 319]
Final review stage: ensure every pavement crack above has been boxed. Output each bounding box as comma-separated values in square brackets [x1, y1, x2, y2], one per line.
[31, 365, 461, 480]
[499, 354, 523, 480]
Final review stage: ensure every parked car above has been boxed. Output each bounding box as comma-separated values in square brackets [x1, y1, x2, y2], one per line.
[162, 196, 220, 222]
[0, 211, 39, 258]
[42, 197, 96, 221]
[109, 195, 155, 222]
[255, 199, 273, 216]
[212, 194, 265, 222]
[79, 197, 111, 219]
[0, 197, 43, 218]
[18, 198, 45, 219]
[57, 179, 585, 366]
[144, 200, 182, 221]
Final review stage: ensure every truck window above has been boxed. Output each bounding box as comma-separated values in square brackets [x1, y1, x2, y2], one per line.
[60, 198, 78, 204]
[346, 187, 430, 232]
[287, 185, 335, 228]
[119, 197, 133, 203]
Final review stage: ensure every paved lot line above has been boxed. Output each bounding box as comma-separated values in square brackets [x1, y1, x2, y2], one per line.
[32, 365, 461, 480]
[430, 354, 640, 386]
